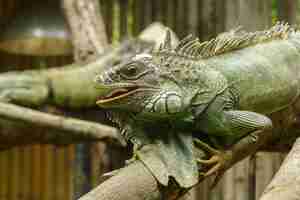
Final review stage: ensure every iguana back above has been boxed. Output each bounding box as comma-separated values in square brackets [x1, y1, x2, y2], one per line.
[202, 33, 300, 114]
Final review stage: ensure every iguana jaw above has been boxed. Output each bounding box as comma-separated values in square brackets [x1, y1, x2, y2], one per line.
[96, 87, 139, 105]
[96, 85, 158, 107]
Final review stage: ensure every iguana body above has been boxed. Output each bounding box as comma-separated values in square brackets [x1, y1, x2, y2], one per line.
[94, 23, 300, 188]
[0, 21, 300, 191]
[0, 22, 300, 196]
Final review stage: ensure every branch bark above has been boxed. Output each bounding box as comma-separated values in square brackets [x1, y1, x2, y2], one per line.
[0, 102, 123, 147]
[79, 161, 162, 200]
[78, 160, 194, 200]
[260, 137, 300, 200]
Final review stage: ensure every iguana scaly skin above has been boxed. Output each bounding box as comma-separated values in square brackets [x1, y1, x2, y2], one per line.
[95, 22, 300, 188]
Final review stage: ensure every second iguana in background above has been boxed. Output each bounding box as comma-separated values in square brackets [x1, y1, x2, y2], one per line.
[95, 22, 300, 188]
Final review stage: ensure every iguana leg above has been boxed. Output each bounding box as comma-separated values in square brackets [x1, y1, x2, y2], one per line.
[195, 138, 232, 178]
[195, 110, 273, 186]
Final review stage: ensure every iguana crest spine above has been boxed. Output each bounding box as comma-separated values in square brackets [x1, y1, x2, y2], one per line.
[156, 22, 295, 60]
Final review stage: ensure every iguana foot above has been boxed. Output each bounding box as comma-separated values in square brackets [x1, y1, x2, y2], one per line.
[194, 139, 232, 187]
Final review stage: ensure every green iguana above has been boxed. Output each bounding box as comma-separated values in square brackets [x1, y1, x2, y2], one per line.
[95, 22, 300, 188]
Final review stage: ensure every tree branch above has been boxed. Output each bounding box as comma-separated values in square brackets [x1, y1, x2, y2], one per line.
[79, 161, 162, 200]
[260, 137, 300, 200]
[62, 0, 108, 62]
[0, 102, 124, 147]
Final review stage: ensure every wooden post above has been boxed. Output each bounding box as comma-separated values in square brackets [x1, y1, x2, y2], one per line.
[277, 0, 298, 25]
[224, 0, 272, 31]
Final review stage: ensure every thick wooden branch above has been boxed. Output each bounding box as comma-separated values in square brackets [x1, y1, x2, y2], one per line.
[260, 137, 300, 200]
[78, 160, 194, 200]
[0, 102, 123, 147]
[79, 161, 161, 200]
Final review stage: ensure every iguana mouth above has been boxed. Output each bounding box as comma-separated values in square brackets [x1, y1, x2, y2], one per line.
[96, 86, 140, 105]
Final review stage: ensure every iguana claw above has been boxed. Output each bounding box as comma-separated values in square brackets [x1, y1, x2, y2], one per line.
[194, 139, 232, 187]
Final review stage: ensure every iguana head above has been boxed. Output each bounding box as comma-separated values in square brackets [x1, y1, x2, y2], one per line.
[95, 31, 191, 119]
[95, 53, 186, 118]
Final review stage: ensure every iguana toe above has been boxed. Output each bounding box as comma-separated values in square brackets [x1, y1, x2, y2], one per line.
[194, 138, 232, 187]
[197, 154, 227, 188]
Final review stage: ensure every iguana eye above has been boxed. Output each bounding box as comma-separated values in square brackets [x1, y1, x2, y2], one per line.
[119, 63, 147, 80]
[124, 66, 138, 76]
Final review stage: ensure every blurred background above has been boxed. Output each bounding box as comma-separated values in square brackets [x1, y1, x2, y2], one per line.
[0, 0, 298, 199]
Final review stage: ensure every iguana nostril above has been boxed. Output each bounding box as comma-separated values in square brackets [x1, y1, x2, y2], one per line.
[94, 75, 103, 83]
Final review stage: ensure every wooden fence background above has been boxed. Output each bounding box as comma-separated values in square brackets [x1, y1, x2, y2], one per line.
[0, 0, 298, 199]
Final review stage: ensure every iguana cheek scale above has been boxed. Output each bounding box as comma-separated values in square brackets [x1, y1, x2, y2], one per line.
[95, 22, 300, 188]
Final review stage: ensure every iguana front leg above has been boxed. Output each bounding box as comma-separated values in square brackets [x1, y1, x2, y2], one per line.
[195, 110, 273, 185]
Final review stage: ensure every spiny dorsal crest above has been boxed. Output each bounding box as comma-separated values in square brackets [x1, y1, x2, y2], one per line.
[158, 29, 172, 51]
[155, 22, 296, 60]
